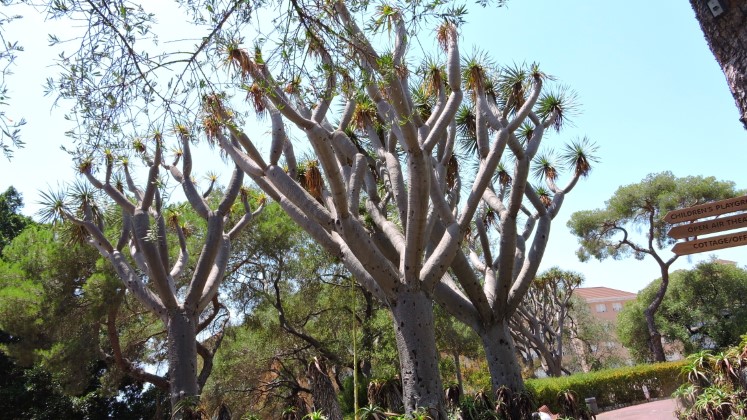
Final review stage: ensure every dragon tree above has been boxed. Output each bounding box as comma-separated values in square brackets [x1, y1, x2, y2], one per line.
[210, 1, 596, 410]
[39, 0, 595, 415]
[41, 133, 263, 417]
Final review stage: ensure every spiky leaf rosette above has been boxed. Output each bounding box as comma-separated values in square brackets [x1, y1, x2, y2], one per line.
[494, 160, 512, 187]
[298, 160, 324, 202]
[350, 92, 379, 131]
[482, 207, 497, 230]
[560, 136, 599, 178]
[226, 44, 256, 79]
[455, 105, 477, 154]
[535, 185, 553, 207]
[419, 57, 445, 97]
[245, 82, 267, 118]
[532, 150, 559, 182]
[37, 188, 68, 226]
[498, 64, 529, 114]
[164, 205, 183, 230]
[436, 21, 457, 52]
[517, 122, 535, 144]
[410, 85, 434, 121]
[461, 49, 493, 94]
[536, 84, 580, 132]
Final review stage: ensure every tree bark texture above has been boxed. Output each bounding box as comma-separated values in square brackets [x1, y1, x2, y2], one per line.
[167, 309, 199, 410]
[307, 358, 343, 420]
[644, 271, 669, 362]
[644, 306, 667, 362]
[690, 0, 747, 128]
[390, 289, 446, 418]
[481, 321, 525, 393]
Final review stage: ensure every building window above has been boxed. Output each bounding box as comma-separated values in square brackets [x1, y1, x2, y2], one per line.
[612, 302, 623, 312]
[596, 304, 607, 313]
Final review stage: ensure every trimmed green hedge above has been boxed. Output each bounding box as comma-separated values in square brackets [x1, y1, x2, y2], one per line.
[525, 360, 686, 412]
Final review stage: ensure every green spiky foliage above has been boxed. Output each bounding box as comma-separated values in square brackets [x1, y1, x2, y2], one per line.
[37, 188, 69, 227]
[494, 160, 512, 187]
[462, 50, 494, 94]
[419, 57, 445, 97]
[536, 84, 580, 132]
[456, 105, 477, 153]
[560, 137, 599, 178]
[534, 185, 553, 207]
[350, 91, 380, 132]
[497, 64, 530, 115]
[410, 85, 434, 121]
[370, 3, 400, 34]
[675, 336, 747, 420]
[516, 122, 535, 144]
[531, 151, 558, 182]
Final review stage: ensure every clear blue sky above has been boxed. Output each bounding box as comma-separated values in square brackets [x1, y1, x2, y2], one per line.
[1, 1, 745, 293]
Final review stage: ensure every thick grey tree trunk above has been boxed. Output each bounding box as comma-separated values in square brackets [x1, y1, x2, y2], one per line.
[690, 0, 747, 128]
[166, 308, 199, 414]
[390, 289, 446, 418]
[481, 321, 524, 393]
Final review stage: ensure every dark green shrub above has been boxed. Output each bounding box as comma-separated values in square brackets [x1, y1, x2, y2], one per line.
[526, 360, 685, 412]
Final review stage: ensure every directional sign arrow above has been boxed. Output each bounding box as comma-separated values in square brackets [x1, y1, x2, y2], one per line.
[672, 229, 747, 256]
[664, 196, 747, 224]
[668, 213, 747, 239]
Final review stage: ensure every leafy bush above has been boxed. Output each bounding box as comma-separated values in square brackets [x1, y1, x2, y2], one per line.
[526, 360, 685, 412]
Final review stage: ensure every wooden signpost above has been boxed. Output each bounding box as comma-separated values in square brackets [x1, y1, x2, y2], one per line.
[664, 195, 747, 223]
[671, 230, 747, 256]
[666, 195, 747, 256]
[667, 213, 747, 239]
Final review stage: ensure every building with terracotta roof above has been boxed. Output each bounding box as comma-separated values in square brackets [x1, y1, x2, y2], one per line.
[570, 287, 639, 370]
[574, 287, 637, 323]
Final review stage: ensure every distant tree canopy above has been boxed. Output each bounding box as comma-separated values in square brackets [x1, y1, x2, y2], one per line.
[0, 189, 172, 419]
[0, 186, 32, 253]
[618, 261, 747, 362]
[568, 171, 740, 362]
